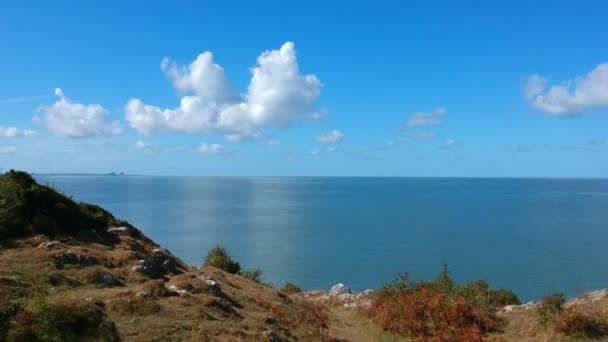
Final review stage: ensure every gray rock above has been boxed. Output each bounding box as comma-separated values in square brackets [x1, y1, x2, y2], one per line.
[82, 255, 98, 266]
[162, 258, 177, 274]
[199, 276, 222, 296]
[134, 249, 179, 278]
[329, 283, 351, 296]
[95, 271, 119, 287]
[55, 250, 81, 268]
[54, 250, 99, 268]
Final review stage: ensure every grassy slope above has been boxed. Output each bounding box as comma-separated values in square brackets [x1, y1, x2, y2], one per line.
[0, 172, 327, 341]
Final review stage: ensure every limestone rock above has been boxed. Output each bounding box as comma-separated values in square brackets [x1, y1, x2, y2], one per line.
[330, 283, 351, 296]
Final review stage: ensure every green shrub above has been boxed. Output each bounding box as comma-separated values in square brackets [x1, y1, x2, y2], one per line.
[489, 288, 521, 307]
[240, 268, 263, 284]
[0, 170, 128, 240]
[281, 282, 302, 294]
[203, 245, 241, 274]
[6, 283, 118, 341]
[0, 299, 20, 340]
[538, 292, 566, 325]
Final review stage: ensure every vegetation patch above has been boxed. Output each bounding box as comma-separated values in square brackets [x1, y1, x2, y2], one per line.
[239, 268, 264, 284]
[3, 285, 118, 342]
[0, 170, 133, 240]
[203, 245, 241, 274]
[365, 267, 516, 341]
[537, 292, 566, 325]
[281, 282, 302, 295]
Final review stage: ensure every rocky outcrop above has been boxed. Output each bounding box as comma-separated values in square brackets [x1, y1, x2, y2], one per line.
[294, 283, 374, 309]
[54, 249, 98, 268]
[499, 289, 608, 313]
[132, 248, 179, 278]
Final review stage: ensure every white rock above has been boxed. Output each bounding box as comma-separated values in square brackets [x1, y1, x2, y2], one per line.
[330, 283, 351, 296]
[38, 240, 62, 249]
[107, 227, 129, 235]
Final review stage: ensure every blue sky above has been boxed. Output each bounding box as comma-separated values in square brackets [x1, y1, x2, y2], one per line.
[1, 1, 607, 177]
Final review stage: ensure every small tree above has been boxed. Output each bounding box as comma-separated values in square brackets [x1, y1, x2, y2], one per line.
[538, 293, 566, 325]
[281, 282, 302, 294]
[203, 245, 241, 274]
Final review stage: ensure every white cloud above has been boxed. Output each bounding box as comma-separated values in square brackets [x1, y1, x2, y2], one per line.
[326, 146, 337, 152]
[526, 63, 608, 116]
[0, 94, 52, 104]
[414, 131, 438, 140]
[309, 149, 320, 155]
[444, 139, 457, 147]
[134, 140, 151, 150]
[126, 42, 323, 140]
[525, 74, 547, 100]
[40, 88, 122, 138]
[265, 139, 281, 145]
[316, 130, 344, 143]
[0, 146, 16, 153]
[0, 127, 37, 138]
[161, 53, 240, 105]
[406, 107, 446, 127]
[197, 143, 225, 154]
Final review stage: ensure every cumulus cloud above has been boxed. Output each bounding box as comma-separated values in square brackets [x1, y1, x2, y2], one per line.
[197, 143, 225, 154]
[526, 63, 608, 116]
[39, 88, 122, 138]
[406, 108, 446, 127]
[0, 146, 16, 153]
[316, 130, 344, 143]
[161, 53, 240, 105]
[0, 127, 37, 138]
[126, 42, 323, 140]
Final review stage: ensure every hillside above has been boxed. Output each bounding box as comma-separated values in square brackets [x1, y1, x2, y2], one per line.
[1, 170, 607, 341]
[0, 171, 328, 341]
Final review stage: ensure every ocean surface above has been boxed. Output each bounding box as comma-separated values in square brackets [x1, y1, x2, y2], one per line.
[35, 175, 608, 301]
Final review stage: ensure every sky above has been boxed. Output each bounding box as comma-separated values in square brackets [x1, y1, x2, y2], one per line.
[1, 1, 607, 177]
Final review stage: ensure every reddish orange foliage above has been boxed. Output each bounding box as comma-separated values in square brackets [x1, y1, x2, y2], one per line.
[366, 284, 503, 341]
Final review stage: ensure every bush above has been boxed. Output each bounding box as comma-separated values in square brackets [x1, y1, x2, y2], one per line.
[6, 284, 118, 342]
[537, 292, 566, 325]
[0, 170, 128, 240]
[365, 267, 508, 340]
[240, 268, 263, 284]
[281, 282, 302, 294]
[203, 245, 241, 274]
[489, 288, 521, 308]
[554, 308, 608, 338]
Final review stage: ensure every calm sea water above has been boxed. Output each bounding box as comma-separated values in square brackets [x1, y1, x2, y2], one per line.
[35, 176, 608, 301]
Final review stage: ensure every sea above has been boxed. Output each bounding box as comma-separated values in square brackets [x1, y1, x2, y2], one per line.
[35, 175, 608, 301]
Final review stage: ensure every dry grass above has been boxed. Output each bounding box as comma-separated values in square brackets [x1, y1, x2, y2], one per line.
[107, 295, 162, 316]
